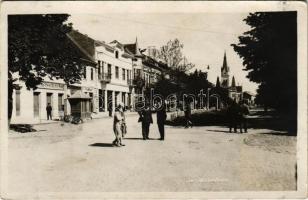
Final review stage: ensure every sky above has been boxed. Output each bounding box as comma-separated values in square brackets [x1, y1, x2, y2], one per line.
[68, 13, 259, 94]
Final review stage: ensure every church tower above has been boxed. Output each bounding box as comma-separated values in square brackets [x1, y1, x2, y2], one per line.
[221, 51, 230, 88]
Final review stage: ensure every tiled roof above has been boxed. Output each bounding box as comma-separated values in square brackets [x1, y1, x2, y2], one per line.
[124, 43, 137, 55]
[67, 30, 96, 65]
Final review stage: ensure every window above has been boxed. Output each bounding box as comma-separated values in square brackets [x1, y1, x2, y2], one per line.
[91, 68, 93, 80]
[98, 61, 101, 75]
[115, 51, 119, 58]
[122, 69, 125, 80]
[115, 66, 119, 79]
[137, 69, 141, 77]
[15, 89, 20, 116]
[127, 70, 129, 81]
[58, 94, 63, 111]
[83, 67, 87, 79]
[33, 92, 40, 117]
[108, 64, 111, 75]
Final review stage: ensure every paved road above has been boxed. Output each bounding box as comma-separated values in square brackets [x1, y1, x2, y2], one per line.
[8, 114, 296, 194]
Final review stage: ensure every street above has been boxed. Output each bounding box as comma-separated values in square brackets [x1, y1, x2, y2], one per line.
[8, 114, 296, 193]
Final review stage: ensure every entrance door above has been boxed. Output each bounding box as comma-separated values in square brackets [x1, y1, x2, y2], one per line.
[99, 89, 104, 112]
[107, 91, 113, 116]
[33, 92, 40, 118]
[58, 94, 63, 111]
[47, 93, 53, 106]
[89, 92, 93, 112]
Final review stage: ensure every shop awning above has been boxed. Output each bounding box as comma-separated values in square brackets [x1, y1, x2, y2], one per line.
[68, 90, 91, 99]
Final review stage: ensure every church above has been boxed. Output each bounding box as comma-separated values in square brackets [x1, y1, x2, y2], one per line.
[216, 51, 243, 103]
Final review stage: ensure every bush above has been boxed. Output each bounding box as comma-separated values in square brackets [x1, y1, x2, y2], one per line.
[166, 110, 228, 126]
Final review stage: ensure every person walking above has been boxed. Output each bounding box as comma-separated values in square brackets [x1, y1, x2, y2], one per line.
[139, 104, 153, 140]
[227, 100, 241, 133]
[184, 102, 193, 128]
[120, 103, 127, 138]
[112, 104, 125, 147]
[46, 103, 52, 120]
[156, 102, 167, 140]
[239, 101, 250, 133]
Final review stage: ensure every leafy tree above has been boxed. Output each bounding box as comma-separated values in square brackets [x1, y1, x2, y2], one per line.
[158, 39, 195, 72]
[8, 14, 87, 122]
[231, 12, 297, 115]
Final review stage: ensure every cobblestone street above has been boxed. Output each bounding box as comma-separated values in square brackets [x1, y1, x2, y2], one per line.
[8, 114, 296, 193]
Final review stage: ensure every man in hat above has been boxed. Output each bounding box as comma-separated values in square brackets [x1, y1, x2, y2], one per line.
[139, 103, 153, 140]
[156, 101, 167, 140]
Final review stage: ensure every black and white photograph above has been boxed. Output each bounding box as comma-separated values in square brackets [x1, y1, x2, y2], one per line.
[0, 1, 307, 199]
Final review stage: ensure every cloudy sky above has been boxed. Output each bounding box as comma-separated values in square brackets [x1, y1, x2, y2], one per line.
[68, 13, 259, 93]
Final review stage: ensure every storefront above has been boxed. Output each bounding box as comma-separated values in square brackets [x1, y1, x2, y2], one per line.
[11, 81, 66, 124]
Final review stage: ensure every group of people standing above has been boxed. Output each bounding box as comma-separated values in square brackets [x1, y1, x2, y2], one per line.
[227, 100, 250, 133]
[112, 101, 167, 147]
[111, 100, 249, 146]
[138, 102, 167, 141]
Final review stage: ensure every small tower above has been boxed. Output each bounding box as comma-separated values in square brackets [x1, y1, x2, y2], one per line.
[221, 51, 230, 88]
[231, 76, 236, 87]
[216, 76, 221, 88]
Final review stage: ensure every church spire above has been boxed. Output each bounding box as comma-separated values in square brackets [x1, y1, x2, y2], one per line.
[135, 37, 138, 53]
[231, 76, 236, 87]
[135, 36, 142, 56]
[221, 51, 229, 72]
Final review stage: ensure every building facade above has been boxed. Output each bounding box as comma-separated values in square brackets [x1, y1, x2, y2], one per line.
[10, 32, 169, 124]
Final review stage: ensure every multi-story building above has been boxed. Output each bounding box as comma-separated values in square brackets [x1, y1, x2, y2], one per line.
[10, 32, 169, 124]
[95, 39, 135, 114]
[11, 30, 99, 124]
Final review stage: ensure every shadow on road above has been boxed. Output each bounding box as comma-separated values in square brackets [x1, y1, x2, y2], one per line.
[206, 129, 231, 133]
[124, 137, 158, 140]
[89, 143, 114, 147]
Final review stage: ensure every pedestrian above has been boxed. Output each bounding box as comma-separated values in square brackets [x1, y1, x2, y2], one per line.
[120, 103, 127, 138]
[156, 101, 167, 140]
[46, 103, 52, 120]
[239, 101, 250, 133]
[184, 102, 193, 128]
[138, 104, 153, 140]
[112, 104, 125, 147]
[227, 100, 240, 133]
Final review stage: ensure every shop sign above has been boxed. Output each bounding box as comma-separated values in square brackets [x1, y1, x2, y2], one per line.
[39, 82, 65, 90]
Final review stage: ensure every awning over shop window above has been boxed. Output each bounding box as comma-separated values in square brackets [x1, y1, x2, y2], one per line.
[68, 90, 91, 99]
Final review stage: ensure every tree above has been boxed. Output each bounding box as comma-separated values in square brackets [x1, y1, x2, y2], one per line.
[231, 12, 297, 115]
[158, 39, 195, 72]
[8, 14, 87, 123]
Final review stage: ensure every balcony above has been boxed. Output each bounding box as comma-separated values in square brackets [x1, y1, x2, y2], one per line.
[99, 73, 112, 83]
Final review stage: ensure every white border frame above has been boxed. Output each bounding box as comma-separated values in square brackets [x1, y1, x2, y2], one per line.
[0, 1, 307, 199]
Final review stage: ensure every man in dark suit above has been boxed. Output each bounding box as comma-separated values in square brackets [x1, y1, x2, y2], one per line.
[156, 102, 167, 140]
[46, 103, 52, 120]
[139, 104, 153, 140]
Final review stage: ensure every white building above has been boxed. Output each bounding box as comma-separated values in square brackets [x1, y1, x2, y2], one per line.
[95, 39, 135, 115]
[10, 32, 169, 124]
[10, 31, 137, 124]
